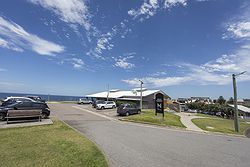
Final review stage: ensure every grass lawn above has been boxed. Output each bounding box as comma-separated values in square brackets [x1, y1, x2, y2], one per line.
[192, 118, 250, 135]
[195, 113, 217, 118]
[123, 110, 185, 128]
[0, 120, 108, 167]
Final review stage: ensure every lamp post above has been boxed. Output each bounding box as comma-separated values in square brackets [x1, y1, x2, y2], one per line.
[139, 80, 144, 111]
[232, 71, 246, 133]
[107, 84, 109, 101]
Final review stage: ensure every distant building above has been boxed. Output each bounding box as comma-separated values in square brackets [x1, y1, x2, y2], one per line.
[190, 97, 212, 104]
[177, 97, 212, 104]
[86, 88, 170, 109]
[228, 104, 250, 118]
[177, 98, 191, 104]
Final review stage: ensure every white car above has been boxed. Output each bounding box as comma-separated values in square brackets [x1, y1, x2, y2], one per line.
[96, 101, 116, 110]
[78, 98, 92, 104]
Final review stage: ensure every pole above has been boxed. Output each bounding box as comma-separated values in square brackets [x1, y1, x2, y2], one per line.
[107, 84, 109, 101]
[232, 74, 240, 132]
[139, 80, 143, 111]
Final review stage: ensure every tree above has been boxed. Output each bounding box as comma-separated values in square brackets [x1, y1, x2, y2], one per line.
[228, 97, 234, 104]
[217, 96, 226, 105]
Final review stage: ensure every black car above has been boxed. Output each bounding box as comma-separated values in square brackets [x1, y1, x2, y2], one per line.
[117, 103, 141, 116]
[92, 100, 105, 108]
[0, 97, 50, 121]
[26, 96, 46, 102]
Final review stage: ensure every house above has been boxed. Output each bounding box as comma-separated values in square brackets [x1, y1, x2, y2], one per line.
[190, 97, 212, 104]
[86, 88, 170, 109]
[228, 104, 250, 118]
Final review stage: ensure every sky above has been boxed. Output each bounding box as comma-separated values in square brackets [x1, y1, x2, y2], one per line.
[0, 0, 250, 99]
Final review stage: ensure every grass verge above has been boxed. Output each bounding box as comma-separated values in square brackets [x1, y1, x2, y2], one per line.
[0, 120, 108, 167]
[123, 110, 185, 128]
[192, 118, 250, 135]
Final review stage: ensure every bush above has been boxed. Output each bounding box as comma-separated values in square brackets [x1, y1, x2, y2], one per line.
[187, 102, 234, 118]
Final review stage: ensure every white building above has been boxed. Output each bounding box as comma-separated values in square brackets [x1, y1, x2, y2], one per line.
[86, 88, 170, 109]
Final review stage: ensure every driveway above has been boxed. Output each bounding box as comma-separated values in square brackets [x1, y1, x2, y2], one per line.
[50, 103, 250, 167]
[175, 112, 204, 132]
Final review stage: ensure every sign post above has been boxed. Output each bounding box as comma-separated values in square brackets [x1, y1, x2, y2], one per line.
[155, 93, 164, 118]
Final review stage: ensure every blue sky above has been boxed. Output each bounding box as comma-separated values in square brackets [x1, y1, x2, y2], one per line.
[0, 0, 250, 99]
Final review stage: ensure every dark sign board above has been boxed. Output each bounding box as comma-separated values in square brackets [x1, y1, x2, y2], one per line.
[155, 93, 164, 117]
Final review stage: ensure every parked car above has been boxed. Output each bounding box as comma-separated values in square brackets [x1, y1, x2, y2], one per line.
[92, 100, 105, 108]
[96, 101, 116, 110]
[0, 97, 50, 121]
[117, 103, 141, 116]
[26, 95, 45, 102]
[78, 98, 92, 104]
[187, 109, 197, 113]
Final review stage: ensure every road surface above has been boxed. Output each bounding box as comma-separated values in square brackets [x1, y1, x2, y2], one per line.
[50, 103, 250, 167]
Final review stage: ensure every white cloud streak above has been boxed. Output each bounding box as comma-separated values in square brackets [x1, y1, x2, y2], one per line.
[71, 58, 84, 69]
[123, 50, 250, 87]
[0, 16, 64, 56]
[113, 55, 135, 69]
[128, 0, 187, 21]
[28, 0, 91, 31]
[0, 37, 23, 52]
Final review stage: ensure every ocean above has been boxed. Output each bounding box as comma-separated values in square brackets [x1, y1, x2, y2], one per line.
[0, 92, 83, 101]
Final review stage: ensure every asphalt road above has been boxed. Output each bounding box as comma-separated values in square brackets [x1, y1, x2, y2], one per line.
[50, 103, 250, 167]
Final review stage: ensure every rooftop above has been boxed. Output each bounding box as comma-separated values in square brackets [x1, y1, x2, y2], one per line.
[86, 89, 169, 99]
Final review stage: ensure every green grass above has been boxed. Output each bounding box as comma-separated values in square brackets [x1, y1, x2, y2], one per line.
[192, 118, 250, 135]
[124, 110, 185, 128]
[0, 120, 108, 167]
[195, 113, 217, 118]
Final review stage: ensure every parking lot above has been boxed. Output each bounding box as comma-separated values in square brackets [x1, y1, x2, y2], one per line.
[75, 104, 119, 118]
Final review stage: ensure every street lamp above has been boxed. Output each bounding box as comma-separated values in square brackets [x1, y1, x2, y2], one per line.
[139, 80, 144, 111]
[232, 71, 246, 133]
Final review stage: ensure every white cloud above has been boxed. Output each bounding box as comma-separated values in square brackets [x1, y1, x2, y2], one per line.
[224, 21, 250, 40]
[0, 16, 64, 56]
[149, 71, 167, 76]
[87, 26, 118, 59]
[122, 76, 191, 87]
[28, 0, 91, 31]
[113, 56, 135, 69]
[123, 50, 250, 87]
[71, 58, 84, 69]
[123, 3, 250, 88]
[0, 37, 23, 52]
[128, 0, 187, 21]
[164, 0, 187, 8]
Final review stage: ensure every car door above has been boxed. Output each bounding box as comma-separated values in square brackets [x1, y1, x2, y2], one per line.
[106, 102, 112, 108]
[131, 105, 138, 114]
[14, 98, 32, 110]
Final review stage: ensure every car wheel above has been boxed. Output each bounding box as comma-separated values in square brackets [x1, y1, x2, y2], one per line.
[0, 113, 6, 121]
[138, 110, 141, 114]
[126, 112, 129, 116]
[101, 106, 104, 110]
[41, 112, 48, 119]
[112, 105, 115, 109]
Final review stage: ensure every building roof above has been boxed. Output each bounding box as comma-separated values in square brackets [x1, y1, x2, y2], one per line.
[86, 89, 169, 99]
[228, 104, 250, 114]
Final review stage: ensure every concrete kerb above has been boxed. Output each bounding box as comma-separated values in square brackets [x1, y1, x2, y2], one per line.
[0, 118, 53, 129]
